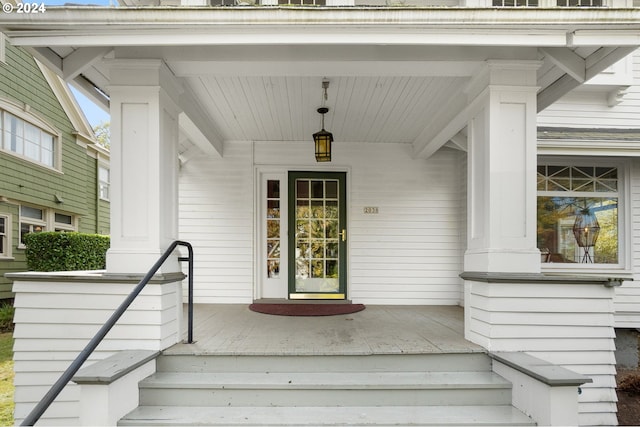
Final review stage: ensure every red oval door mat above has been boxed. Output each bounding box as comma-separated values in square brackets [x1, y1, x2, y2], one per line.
[249, 303, 365, 317]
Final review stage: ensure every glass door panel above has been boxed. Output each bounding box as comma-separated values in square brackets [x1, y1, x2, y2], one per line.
[288, 172, 346, 299]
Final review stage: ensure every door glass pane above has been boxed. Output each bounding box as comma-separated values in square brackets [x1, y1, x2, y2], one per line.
[266, 180, 281, 278]
[294, 178, 340, 293]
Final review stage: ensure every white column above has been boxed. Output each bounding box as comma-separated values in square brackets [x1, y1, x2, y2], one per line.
[107, 59, 182, 274]
[465, 60, 542, 274]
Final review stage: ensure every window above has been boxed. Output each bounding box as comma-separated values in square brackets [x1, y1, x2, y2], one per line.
[19, 206, 78, 246]
[20, 206, 46, 246]
[54, 213, 74, 232]
[493, 0, 538, 6]
[266, 180, 281, 279]
[1, 110, 57, 168]
[537, 165, 620, 266]
[557, 0, 603, 5]
[99, 166, 110, 201]
[0, 216, 7, 257]
[278, 0, 326, 4]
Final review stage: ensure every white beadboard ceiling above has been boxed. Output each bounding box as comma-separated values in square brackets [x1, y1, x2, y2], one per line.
[185, 75, 467, 144]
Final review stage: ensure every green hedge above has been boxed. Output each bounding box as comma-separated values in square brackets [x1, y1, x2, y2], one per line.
[24, 232, 110, 272]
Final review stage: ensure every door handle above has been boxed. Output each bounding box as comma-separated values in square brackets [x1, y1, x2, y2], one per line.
[340, 229, 346, 242]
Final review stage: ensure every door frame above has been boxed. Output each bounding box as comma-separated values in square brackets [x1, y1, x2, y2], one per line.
[287, 171, 347, 300]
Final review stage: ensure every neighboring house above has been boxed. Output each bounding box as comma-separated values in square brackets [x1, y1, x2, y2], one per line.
[1, 1, 640, 426]
[0, 35, 110, 299]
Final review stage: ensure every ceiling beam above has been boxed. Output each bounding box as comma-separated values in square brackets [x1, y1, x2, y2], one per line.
[170, 60, 484, 78]
[412, 86, 468, 158]
[537, 46, 636, 112]
[68, 75, 110, 112]
[445, 131, 468, 152]
[539, 47, 586, 83]
[28, 47, 63, 75]
[585, 46, 638, 81]
[178, 85, 224, 157]
[62, 47, 113, 82]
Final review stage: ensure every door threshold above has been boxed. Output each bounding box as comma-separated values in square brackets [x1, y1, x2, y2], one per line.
[253, 298, 353, 305]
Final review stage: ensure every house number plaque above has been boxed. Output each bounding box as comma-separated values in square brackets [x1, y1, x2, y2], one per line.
[363, 207, 379, 214]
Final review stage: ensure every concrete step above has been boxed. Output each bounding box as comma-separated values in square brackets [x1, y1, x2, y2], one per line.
[139, 371, 512, 407]
[156, 353, 492, 373]
[118, 405, 536, 426]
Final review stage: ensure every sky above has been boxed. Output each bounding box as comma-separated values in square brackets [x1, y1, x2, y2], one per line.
[70, 86, 110, 128]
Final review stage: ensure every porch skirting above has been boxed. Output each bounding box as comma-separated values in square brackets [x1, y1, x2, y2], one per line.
[463, 272, 621, 427]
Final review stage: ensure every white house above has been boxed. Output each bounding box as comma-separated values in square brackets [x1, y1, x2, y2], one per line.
[1, 1, 640, 425]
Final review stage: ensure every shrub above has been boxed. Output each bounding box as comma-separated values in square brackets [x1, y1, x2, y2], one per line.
[619, 372, 640, 395]
[0, 303, 13, 333]
[24, 232, 110, 272]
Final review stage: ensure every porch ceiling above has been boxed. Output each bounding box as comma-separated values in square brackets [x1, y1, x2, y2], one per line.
[1, 6, 638, 157]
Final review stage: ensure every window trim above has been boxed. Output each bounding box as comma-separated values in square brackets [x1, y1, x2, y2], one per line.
[0, 214, 11, 259]
[98, 164, 110, 202]
[0, 97, 62, 171]
[18, 205, 78, 248]
[537, 157, 630, 273]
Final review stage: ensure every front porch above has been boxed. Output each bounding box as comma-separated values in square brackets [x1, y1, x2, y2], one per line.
[167, 304, 482, 356]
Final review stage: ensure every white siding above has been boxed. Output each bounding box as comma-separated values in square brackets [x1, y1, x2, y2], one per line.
[465, 279, 618, 426]
[538, 49, 640, 128]
[179, 142, 254, 304]
[615, 157, 640, 327]
[537, 49, 640, 327]
[179, 140, 464, 305]
[12, 278, 181, 426]
[347, 144, 464, 305]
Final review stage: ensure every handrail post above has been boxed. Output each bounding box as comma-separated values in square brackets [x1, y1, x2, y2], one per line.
[20, 240, 194, 426]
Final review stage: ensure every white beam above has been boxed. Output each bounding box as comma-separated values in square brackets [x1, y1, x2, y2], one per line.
[62, 47, 113, 81]
[537, 46, 637, 112]
[539, 47, 586, 83]
[68, 75, 110, 112]
[585, 46, 638, 81]
[178, 85, 224, 157]
[413, 87, 468, 158]
[28, 47, 63, 75]
[179, 113, 220, 157]
[446, 131, 468, 152]
[170, 61, 484, 78]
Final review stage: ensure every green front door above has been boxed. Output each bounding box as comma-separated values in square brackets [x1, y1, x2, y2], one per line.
[288, 172, 347, 299]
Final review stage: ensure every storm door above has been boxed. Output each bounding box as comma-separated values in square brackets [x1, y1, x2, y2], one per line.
[288, 172, 347, 299]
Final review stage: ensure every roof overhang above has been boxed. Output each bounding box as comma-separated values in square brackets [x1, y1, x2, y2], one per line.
[1, 6, 638, 159]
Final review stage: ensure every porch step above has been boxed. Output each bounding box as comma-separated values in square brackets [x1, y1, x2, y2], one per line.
[119, 353, 536, 426]
[119, 405, 536, 426]
[138, 371, 512, 407]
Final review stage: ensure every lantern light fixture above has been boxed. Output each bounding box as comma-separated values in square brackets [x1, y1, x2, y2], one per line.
[313, 80, 333, 162]
[572, 207, 601, 263]
[313, 107, 333, 162]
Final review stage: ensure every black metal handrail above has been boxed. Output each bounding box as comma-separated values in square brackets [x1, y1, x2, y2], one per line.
[21, 240, 194, 426]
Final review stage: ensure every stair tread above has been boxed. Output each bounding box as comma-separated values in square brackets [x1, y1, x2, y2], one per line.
[119, 405, 535, 426]
[141, 371, 511, 389]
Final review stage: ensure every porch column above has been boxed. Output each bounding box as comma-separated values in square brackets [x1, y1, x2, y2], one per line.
[465, 60, 542, 274]
[106, 59, 182, 274]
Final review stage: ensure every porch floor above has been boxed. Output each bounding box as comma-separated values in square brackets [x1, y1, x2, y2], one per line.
[165, 304, 483, 356]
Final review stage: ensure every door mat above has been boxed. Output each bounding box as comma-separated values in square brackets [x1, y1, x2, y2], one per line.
[249, 303, 366, 317]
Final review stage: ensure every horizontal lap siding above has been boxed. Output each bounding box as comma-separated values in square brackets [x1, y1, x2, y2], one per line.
[615, 157, 640, 327]
[179, 142, 254, 303]
[538, 50, 640, 128]
[12, 280, 180, 426]
[179, 141, 464, 305]
[348, 144, 463, 305]
[466, 280, 617, 426]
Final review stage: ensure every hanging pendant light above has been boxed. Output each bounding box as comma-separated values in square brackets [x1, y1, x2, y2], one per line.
[313, 79, 333, 162]
[313, 107, 333, 162]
